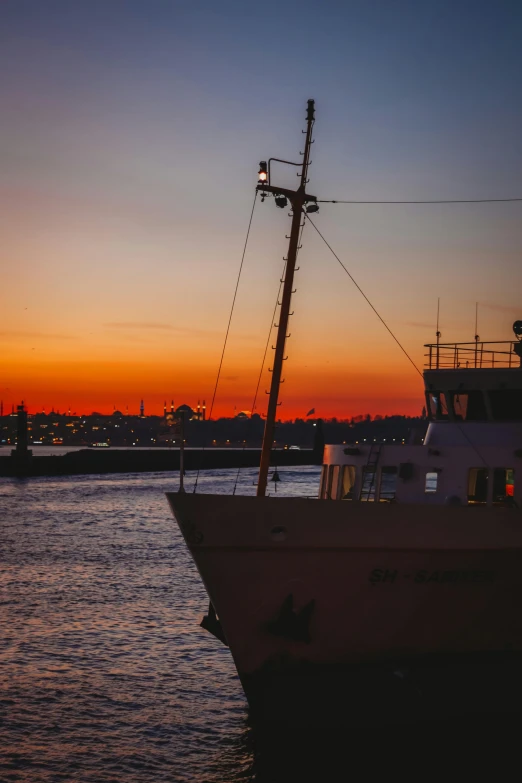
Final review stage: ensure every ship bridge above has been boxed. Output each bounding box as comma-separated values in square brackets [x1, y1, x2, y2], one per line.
[423, 340, 522, 424]
[320, 331, 522, 508]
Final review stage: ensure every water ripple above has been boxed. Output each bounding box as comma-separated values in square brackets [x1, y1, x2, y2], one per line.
[0, 468, 334, 782]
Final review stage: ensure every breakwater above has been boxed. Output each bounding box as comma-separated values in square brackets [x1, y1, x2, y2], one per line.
[0, 447, 318, 478]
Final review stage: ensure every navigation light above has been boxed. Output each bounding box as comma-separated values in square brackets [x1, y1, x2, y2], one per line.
[258, 161, 268, 184]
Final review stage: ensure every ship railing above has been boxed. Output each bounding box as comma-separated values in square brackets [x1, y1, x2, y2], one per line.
[424, 341, 520, 370]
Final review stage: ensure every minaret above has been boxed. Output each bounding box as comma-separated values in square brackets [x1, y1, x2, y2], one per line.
[171, 400, 174, 414]
[140, 399, 144, 417]
[197, 400, 201, 419]
[202, 400, 206, 421]
[163, 401, 167, 417]
[0, 400, 3, 417]
[16, 401, 28, 453]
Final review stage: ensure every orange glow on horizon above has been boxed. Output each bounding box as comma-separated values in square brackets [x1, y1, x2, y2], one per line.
[1, 352, 424, 420]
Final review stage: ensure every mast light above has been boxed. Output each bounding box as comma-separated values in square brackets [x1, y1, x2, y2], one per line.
[258, 161, 268, 184]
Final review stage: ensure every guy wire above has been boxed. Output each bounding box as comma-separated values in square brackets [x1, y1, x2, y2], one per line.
[304, 214, 489, 468]
[232, 219, 306, 495]
[193, 190, 258, 493]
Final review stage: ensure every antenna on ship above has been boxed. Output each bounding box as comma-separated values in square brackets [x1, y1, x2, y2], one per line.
[435, 297, 441, 369]
[256, 99, 317, 497]
[474, 302, 480, 368]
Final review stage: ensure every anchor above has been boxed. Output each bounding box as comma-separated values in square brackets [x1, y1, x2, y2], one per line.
[266, 593, 315, 643]
[200, 602, 228, 646]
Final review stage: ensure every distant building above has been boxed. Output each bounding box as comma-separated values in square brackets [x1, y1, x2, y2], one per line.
[175, 404, 195, 419]
[173, 404, 205, 421]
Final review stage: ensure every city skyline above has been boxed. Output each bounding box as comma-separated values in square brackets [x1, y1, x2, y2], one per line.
[2, 1, 521, 419]
[0, 397, 425, 420]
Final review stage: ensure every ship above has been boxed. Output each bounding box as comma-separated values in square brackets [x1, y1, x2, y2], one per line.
[167, 100, 522, 725]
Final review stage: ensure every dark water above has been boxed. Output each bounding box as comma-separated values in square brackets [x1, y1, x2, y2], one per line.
[1, 466, 520, 780]
[1, 466, 347, 783]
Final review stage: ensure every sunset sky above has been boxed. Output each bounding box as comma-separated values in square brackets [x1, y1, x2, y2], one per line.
[1, 0, 521, 419]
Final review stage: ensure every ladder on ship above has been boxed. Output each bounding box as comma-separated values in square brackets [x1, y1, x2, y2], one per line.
[360, 442, 382, 501]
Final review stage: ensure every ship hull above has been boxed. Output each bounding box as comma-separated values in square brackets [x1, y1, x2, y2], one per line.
[240, 652, 522, 726]
[167, 493, 522, 724]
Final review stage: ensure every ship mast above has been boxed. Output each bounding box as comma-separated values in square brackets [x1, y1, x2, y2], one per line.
[256, 99, 317, 497]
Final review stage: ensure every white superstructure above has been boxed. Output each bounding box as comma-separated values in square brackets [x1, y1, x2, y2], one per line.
[321, 340, 521, 507]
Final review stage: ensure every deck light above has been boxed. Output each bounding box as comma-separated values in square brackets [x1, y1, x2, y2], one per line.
[258, 161, 268, 184]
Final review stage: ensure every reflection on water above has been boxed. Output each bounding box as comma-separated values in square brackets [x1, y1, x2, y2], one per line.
[1, 466, 518, 781]
[0, 467, 321, 782]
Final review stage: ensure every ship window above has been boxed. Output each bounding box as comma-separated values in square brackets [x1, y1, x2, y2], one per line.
[425, 472, 438, 493]
[451, 391, 488, 421]
[452, 393, 468, 420]
[468, 468, 488, 505]
[492, 468, 515, 505]
[331, 465, 340, 500]
[319, 466, 328, 499]
[380, 466, 397, 501]
[489, 390, 522, 421]
[326, 465, 334, 499]
[325, 465, 340, 500]
[360, 467, 377, 501]
[427, 392, 449, 420]
[341, 465, 356, 500]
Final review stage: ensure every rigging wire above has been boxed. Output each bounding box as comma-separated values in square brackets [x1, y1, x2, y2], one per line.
[304, 214, 423, 379]
[232, 220, 307, 495]
[250, 266, 285, 419]
[304, 214, 490, 468]
[231, 268, 284, 496]
[318, 198, 522, 204]
[192, 190, 258, 494]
